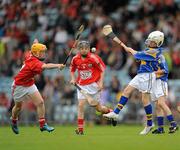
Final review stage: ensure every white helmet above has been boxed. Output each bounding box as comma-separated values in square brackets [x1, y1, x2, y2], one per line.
[145, 31, 164, 47]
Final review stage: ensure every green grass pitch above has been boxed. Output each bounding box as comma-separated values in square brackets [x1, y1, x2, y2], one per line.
[0, 125, 179, 150]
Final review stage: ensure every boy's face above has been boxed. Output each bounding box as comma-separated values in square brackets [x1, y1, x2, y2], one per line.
[146, 40, 157, 48]
[36, 50, 46, 61]
[80, 46, 90, 57]
[149, 41, 157, 48]
[39, 50, 46, 58]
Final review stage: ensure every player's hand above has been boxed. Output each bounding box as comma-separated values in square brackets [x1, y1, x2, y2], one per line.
[155, 70, 164, 78]
[59, 64, 66, 70]
[124, 47, 137, 55]
[155, 72, 160, 78]
[70, 79, 76, 85]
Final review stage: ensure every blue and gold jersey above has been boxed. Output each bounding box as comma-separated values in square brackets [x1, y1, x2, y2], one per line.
[156, 54, 168, 82]
[133, 47, 163, 74]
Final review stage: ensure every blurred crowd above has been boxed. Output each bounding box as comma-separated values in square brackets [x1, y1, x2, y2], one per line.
[0, 0, 180, 125]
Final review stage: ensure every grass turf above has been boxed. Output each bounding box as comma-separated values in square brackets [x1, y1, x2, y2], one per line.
[0, 125, 179, 150]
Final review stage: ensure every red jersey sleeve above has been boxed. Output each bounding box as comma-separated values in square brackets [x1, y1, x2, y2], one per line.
[30, 59, 44, 74]
[70, 56, 77, 73]
[97, 55, 106, 72]
[90, 54, 106, 72]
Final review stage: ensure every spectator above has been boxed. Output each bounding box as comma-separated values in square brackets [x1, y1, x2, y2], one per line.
[0, 92, 10, 124]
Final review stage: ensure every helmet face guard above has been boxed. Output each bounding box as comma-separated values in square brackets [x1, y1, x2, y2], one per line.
[77, 41, 90, 57]
[145, 39, 157, 48]
[77, 41, 90, 49]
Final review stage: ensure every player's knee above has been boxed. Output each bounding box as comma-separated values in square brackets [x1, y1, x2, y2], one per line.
[123, 88, 131, 97]
[89, 100, 98, 107]
[78, 101, 85, 108]
[155, 103, 161, 112]
[15, 105, 22, 111]
[95, 105, 101, 111]
[14, 103, 22, 111]
[157, 99, 165, 108]
[36, 100, 44, 107]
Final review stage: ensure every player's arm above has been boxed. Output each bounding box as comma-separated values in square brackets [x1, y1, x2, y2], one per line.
[159, 56, 169, 74]
[155, 69, 165, 77]
[31, 60, 65, 74]
[69, 58, 76, 85]
[122, 45, 158, 61]
[70, 71, 76, 85]
[95, 55, 106, 90]
[121, 45, 137, 55]
[133, 50, 157, 61]
[121, 44, 156, 61]
[42, 63, 65, 70]
[155, 55, 168, 77]
[98, 71, 105, 90]
[155, 67, 167, 78]
[119, 42, 157, 61]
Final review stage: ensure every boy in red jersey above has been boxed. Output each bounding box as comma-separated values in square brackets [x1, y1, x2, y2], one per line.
[70, 41, 114, 135]
[11, 39, 65, 134]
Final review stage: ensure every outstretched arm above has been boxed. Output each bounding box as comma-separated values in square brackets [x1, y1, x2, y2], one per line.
[120, 43, 137, 55]
[102, 25, 137, 55]
[42, 63, 65, 70]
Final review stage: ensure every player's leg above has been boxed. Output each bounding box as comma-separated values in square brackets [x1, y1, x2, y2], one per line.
[153, 80, 178, 133]
[28, 91, 54, 132]
[95, 104, 117, 126]
[10, 84, 27, 134]
[139, 73, 157, 135]
[114, 85, 135, 113]
[157, 96, 178, 133]
[103, 85, 135, 119]
[95, 104, 111, 114]
[91, 92, 111, 114]
[76, 99, 87, 135]
[80, 88, 116, 126]
[104, 74, 145, 119]
[142, 93, 153, 127]
[140, 93, 154, 135]
[11, 101, 23, 120]
[152, 101, 165, 134]
[11, 101, 23, 134]
[75, 86, 90, 135]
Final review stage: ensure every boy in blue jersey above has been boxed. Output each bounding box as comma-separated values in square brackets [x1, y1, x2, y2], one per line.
[104, 31, 164, 135]
[151, 54, 178, 134]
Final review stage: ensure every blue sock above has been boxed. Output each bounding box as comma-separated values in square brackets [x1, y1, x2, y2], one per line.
[144, 104, 153, 126]
[157, 116, 164, 131]
[114, 96, 128, 114]
[167, 115, 177, 127]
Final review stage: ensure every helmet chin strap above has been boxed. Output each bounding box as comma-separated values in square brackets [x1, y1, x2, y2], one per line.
[81, 54, 87, 58]
[145, 40, 158, 48]
[39, 58, 45, 61]
[32, 53, 45, 61]
[149, 46, 157, 48]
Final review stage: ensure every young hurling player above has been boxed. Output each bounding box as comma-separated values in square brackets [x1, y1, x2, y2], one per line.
[151, 54, 178, 134]
[104, 31, 164, 135]
[11, 39, 65, 134]
[70, 41, 113, 135]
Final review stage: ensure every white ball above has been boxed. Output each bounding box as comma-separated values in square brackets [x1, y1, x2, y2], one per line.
[91, 47, 96, 52]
